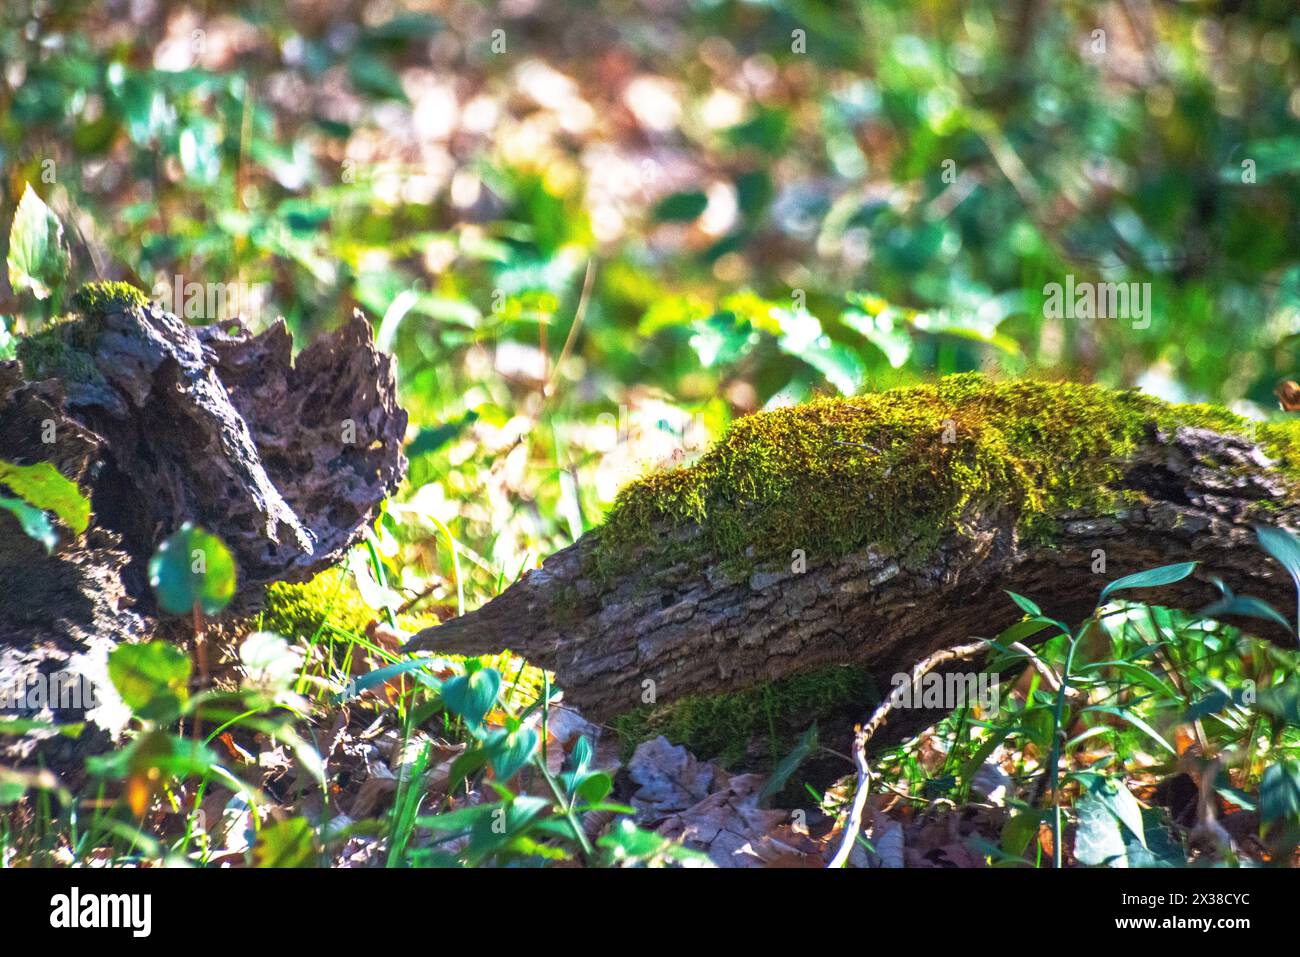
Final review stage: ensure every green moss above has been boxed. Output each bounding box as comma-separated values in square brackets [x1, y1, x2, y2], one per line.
[15, 282, 148, 384]
[69, 280, 149, 316]
[260, 569, 438, 640]
[15, 314, 104, 385]
[613, 664, 877, 767]
[1258, 418, 1300, 475]
[593, 374, 1300, 579]
[260, 569, 551, 712]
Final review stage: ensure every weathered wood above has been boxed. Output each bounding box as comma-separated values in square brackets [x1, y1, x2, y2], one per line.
[406, 421, 1299, 721]
[0, 296, 406, 751]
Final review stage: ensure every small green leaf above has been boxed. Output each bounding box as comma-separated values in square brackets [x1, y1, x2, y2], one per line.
[406, 410, 480, 458]
[1260, 761, 1300, 826]
[347, 547, 402, 611]
[600, 817, 670, 859]
[0, 460, 90, 534]
[1256, 526, 1300, 642]
[465, 795, 551, 866]
[991, 617, 1054, 647]
[375, 287, 420, 353]
[842, 305, 913, 368]
[108, 641, 192, 721]
[575, 770, 613, 804]
[597, 818, 711, 866]
[348, 53, 408, 102]
[652, 191, 708, 223]
[417, 802, 499, 833]
[0, 718, 83, 738]
[1099, 562, 1197, 603]
[1005, 591, 1042, 617]
[147, 523, 237, 616]
[1085, 775, 1146, 848]
[484, 724, 538, 782]
[559, 734, 595, 795]
[86, 730, 219, 781]
[1123, 808, 1184, 868]
[239, 631, 302, 694]
[337, 657, 444, 701]
[1182, 691, 1231, 723]
[253, 817, 320, 868]
[1074, 790, 1127, 866]
[796, 338, 865, 396]
[1256, 526, 1300, 586]
[445, 746, 491, 795]
[1082, 705, 1176, 755]
[0, 495, 55, 552]
[7, 183, 70, 301]
[758, 723, 819, 805]
[1000, 808, 1041, 858]
[569, 735, 593, 777]
[1201, 593, 1292, 632]
[441, 665, 500, 727]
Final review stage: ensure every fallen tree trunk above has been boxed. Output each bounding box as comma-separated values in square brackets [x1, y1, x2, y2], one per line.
[406, 377, 1300, 722]
[1, 283, 406, 752]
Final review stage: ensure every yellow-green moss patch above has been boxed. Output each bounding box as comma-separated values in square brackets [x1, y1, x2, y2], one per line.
[15, 282, 149, 384]
[69, 280, 149, 316]
[594, 374, 1300, 579]
[259, 569, 438, 640]
[259, 570, 550, 710]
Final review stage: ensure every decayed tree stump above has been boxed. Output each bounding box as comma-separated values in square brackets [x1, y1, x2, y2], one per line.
[406, 377, 1300, 721]
[0, 284, 406, 749]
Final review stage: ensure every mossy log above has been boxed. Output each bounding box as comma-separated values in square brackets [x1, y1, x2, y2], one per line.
[1, 284, 405, 749]
[407, 376, 1300, 722]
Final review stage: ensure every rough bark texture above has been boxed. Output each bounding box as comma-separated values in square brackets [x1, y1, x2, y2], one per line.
[406, 422, 1299, 722]
[0, 298, 406, 752]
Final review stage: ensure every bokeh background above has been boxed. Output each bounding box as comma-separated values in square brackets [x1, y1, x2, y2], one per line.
[3, 0, 1300, 616]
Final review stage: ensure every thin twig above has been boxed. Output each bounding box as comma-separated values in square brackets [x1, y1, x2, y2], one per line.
[828, 639, 988, 868]
[1006, 641, 1081, 699]
[394, 581, 440, 616]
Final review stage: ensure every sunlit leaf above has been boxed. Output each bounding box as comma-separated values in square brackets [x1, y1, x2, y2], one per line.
[1099, 562, 1197, 603]
[576, 770, 613, 804]
[239, 631, 303, 694]
[254, 817, 320, 868]
[0, 495, 55, 552]
[484, 724, 538, 781]
[87, 730, 220, 785]
[148, 523, 237, 616]
[108, 641, 191, 721]
[7, 183, 69, 301]
[0, 459, 90, 534]
[1074, 789, 1127, 867]
[1005, 591, 1042, 617]
[441, 665, 501, 727]
[1082, 705, 1175, 755]
[1200, 593, 1291, 633]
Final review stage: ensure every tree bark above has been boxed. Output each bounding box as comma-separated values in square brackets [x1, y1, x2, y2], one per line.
[1, 299, 406, 755]
[406, 422, 1299, 721]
